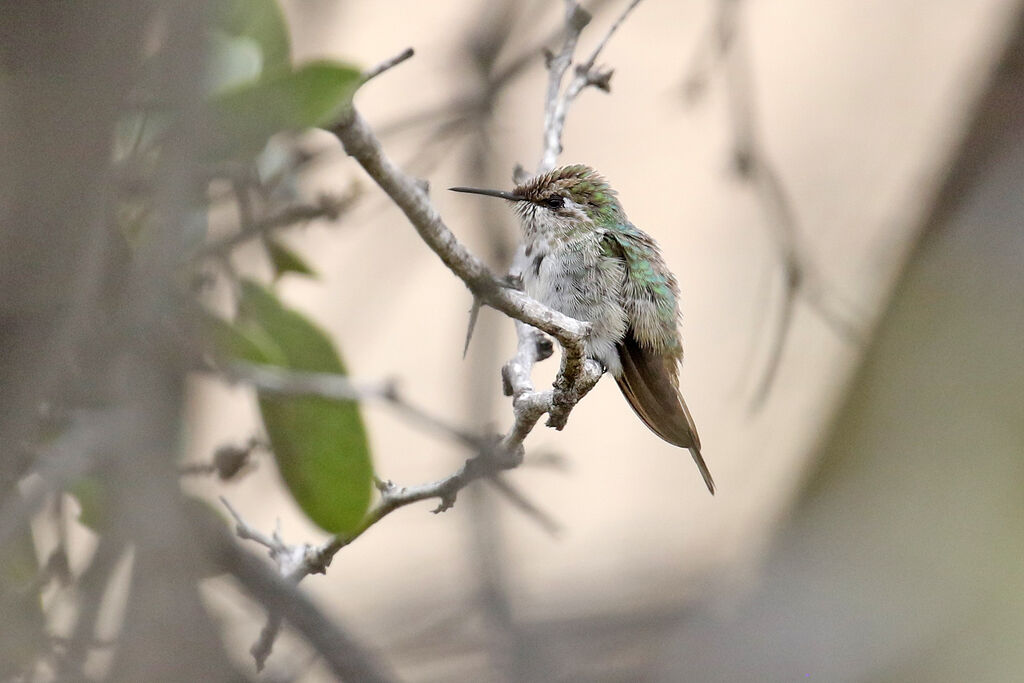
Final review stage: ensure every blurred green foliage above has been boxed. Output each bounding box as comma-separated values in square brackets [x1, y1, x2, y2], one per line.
[206, 61, 360, 160]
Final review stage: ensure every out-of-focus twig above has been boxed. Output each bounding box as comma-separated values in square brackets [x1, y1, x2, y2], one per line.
[682, 0, 864, 408]
[200, 189, 360, 258]
[224, 361, 590, 532]
[0, 410, 120, 553]
[224, 362, 481, 448]
[459, 5, 560, 675]
[486, 475, 562, 536]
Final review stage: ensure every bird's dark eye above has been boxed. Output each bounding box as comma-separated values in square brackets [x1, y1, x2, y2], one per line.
[542, 195, 564, 209]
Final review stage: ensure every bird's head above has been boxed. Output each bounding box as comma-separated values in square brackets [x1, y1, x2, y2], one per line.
[450, 164, 625, 240]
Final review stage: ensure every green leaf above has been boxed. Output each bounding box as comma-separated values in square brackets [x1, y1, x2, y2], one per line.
[210, 0, 291, 78]
[207, 61, 361, 159]
[202, 309, 284, 366]
[266, 237, 318, 280]
[230, 281, 372, 534]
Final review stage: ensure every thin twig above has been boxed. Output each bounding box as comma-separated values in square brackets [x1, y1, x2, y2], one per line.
[221, 497, 282, 554]
[328, 104, 601, 448]
[486, 475, 562, 536]
[538, 0, 644, 173]
[580, 0, 643, 71]
[224, 361, 597, 535]
[361, 47, 415, 84]
[224, 362, 481, 448]
[329, 111, 590, 340]
[459, 7, 539, 671]
[462, 296, 483, 358]
[223, 436, 530, 668]
[539, 1, 592, 173]
[208, 522, 397, 681]
[201, 191, 359, 258]
[227, 359, 564, 535]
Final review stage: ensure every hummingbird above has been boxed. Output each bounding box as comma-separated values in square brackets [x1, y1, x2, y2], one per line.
[451, 164, 714, 494]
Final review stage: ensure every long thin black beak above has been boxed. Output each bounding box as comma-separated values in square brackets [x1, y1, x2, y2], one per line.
[448, 186, 524, 201]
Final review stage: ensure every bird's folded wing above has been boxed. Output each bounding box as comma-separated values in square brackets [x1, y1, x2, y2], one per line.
[616, 332, 715, 493]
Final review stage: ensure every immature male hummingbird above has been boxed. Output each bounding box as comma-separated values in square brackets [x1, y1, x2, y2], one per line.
[451, 164, 714, 494]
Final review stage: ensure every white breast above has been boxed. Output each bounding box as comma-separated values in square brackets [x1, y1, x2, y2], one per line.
[522, 235, 629, 376]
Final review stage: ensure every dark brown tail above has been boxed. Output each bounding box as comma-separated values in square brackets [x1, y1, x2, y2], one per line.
[616, 334, 715, 494]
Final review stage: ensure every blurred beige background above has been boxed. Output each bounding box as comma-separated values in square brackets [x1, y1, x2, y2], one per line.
[184, 1, 1021, 679]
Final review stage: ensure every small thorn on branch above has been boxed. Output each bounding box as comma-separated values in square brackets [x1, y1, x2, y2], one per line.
[463, 296, 483, 358]
[585, 66, 614, 92]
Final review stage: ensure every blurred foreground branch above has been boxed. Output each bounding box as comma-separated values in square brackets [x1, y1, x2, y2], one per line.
[226, 362, 480, 447]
